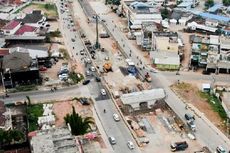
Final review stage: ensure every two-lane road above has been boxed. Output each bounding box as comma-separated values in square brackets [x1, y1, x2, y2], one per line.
[101, 16, 230, 151]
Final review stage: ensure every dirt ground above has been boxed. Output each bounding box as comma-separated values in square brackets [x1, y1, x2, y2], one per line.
[20, 3, 57, 17]
[171, 82, 224, 130]
[53, 100, 92, 127]
[135, 110, 202, 153]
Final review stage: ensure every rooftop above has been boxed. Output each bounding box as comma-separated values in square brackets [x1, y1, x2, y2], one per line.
[30, 127, 79, 153]
[198, 12, 230, 23]
[155, 37, 179, 52]
[120, 88, 165, 105]
[2, 20, 20, 30]
[128, 1, 159, 14]
[16, 10, 44, 24]
[15, 25, 37, 35]
[207, 4, 223, 13]
[10, 47, 48, 59]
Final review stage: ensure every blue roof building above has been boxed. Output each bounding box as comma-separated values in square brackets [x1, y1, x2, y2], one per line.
[207, 4, 223, 13]
[199, 12, 230, 23]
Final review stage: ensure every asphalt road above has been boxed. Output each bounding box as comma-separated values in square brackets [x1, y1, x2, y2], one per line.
[95, 99, 140, 153]
[101, 16, 230, 151]
[1, 85, 90, 104]
[58, 1, 142, 152]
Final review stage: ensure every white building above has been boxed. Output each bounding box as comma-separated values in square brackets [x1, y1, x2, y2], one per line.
[121, 1, 162, 29]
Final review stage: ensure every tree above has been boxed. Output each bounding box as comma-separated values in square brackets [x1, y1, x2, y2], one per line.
[161, 8, 169, 19]
[64, 107, 94, 136]
[205, 0, 214, 8]
[106, 0, 120, 5]
[0, 129, 24, 145]
[223, 0, 230, 6]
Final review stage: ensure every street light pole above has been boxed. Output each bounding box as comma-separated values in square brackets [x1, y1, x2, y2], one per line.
[95, 15, 100, 49]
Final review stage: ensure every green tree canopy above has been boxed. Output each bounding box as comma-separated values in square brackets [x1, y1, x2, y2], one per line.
[64, 107, 94, 136]
[106, 0, 120, 5]
[223, 0, 230, 6]
[0, 129, 24, 145]
[205, 0, 214, 8]
[161, 8, 169, 19]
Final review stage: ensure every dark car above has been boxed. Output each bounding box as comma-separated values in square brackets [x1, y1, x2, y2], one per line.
[82, 80, 90, 85]
[95, 77, 101, 82]
[170, 141, 188, 152]
[79, 98, 90, 105]
[184, 113, 195, 121]
[202, 70, 210, 75]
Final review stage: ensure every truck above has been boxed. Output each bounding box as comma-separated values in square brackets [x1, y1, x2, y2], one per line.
[170, 141, 188, 152]
[100, 29, 109, 38]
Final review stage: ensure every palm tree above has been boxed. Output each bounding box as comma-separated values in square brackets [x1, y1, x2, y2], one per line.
[64, 106, 94, 136]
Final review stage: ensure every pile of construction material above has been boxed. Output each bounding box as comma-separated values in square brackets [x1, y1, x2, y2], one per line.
[38, 104, 55, 130]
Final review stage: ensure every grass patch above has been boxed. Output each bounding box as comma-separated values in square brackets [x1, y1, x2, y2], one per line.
[27, 104, 43, 131]
[15, 84, 37, 92]
[59, 48, 69, 60]
[16, 2, 58, 17]
[198, 91, 227, 120]
[49, 29, 62, 37]
[69, 72, 84, 84]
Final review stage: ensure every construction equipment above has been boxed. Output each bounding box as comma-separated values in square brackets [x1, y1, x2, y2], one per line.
[103, 62, 112, 72]
[145, 72, 152, 82]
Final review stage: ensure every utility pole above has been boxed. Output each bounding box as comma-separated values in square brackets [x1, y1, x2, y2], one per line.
[95, 15, 100, 49]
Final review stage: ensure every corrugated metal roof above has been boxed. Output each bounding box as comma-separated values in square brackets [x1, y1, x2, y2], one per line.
[120, 89, 165, 105]
[199, 12, 230, 23]
[207, 4, 222, 13]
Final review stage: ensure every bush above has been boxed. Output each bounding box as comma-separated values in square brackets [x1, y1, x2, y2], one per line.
[199, 92, 227, 120]
[59, 48, 69, 59]
[69, 72, 84, 84]
[223, 0, 230, 6]
[15, 84, 37, 92]
[49, 29, 61, 37]
[27, 104, 43, 131]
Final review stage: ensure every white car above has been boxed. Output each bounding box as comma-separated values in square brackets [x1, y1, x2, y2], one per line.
[113, 113, 120, 121]
[90, 66, 96, 72]
[127, 141, 134, 150]
[101, 89, 106, 96]
[86, 70, 90, 76]
[59, 73, 68, 80]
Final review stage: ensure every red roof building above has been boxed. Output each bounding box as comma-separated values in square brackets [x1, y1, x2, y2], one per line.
[2, 20, 20, 30]
[0, 48, 10, 56]
[15, 25, 37, 35]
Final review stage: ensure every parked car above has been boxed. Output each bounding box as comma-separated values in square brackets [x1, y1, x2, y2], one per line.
[79, 98, 90, 105]
[184, 113, 195, 121]
[113, 113, 120, 121]
[127, 141, 134, 150]
[187, 120, 196, 131]
[216, 146, 226, 153]
[39, 66, 47, 71]
[90, 66, 96, 72]
[95, 77, 101, 82]
[58, 69, 69, 75]
[86, 70, 91, 76]
[108, 136, 116, 145]
[170, 141, 188, 152]
[71, 38, 75, 42]
[82, 80, 90, 85]
[101, 89, 106, 96]
[59, 73, 68, 81]
[80, 50, 85, 55]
